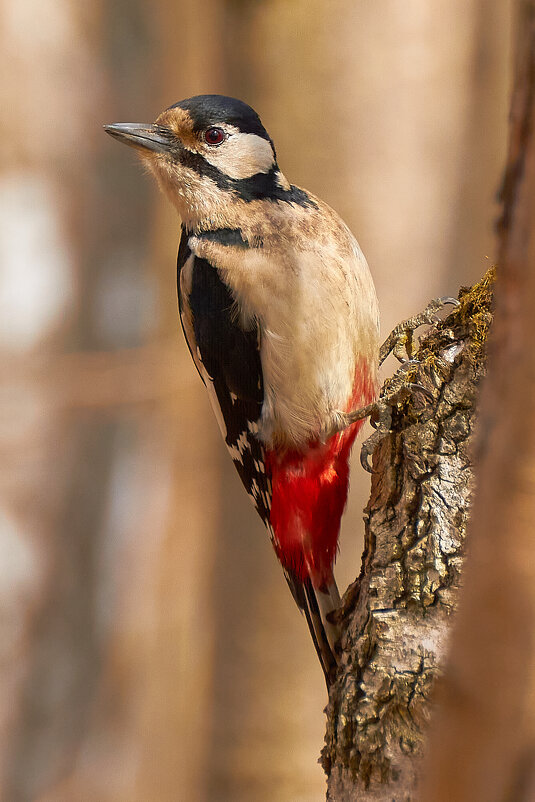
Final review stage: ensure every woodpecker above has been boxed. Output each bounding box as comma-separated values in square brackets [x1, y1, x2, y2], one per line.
[105, 95, 379, 686]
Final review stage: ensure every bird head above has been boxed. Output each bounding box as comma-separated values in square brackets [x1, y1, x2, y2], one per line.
[104, 94, 291, 230]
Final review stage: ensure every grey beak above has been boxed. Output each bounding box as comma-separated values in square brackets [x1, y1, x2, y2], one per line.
[103, 123, 175, 154]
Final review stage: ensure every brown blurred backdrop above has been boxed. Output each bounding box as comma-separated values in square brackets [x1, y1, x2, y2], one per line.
[0, 1, 511, 800]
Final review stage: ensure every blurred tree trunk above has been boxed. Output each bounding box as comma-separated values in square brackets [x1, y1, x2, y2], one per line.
[324, 1, 535, 799]
[0, 4, 113, 799]
[420, 1, 535, 798]
[0, 3, 224, 801]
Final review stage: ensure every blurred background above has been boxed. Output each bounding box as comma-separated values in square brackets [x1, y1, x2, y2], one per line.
[0, 1, 511, 800]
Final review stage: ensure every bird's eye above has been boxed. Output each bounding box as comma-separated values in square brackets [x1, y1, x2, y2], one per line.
[204, 127, 226, 145]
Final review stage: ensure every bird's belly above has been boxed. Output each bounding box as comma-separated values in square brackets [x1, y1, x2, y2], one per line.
[264, 353, 376, 582]
[258, 330, 376, 450]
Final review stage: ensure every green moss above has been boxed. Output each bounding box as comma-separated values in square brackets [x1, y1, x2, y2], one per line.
[455, 266, 495, 361]
[380, 268, 495, 418]
[418, 266, 495, 368]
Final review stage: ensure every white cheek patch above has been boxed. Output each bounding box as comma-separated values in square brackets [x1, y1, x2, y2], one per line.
[203, 132, 275, 180]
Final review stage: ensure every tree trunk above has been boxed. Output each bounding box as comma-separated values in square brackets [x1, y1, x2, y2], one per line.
[324, 0, 535, 798]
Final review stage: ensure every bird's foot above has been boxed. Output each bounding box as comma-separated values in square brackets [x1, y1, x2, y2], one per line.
[359, 381, 425, 473]
[379, 296, 459, 365]
[353, 362, 433, 472]
[324, 361, 432, 465]
[325, 296, 458, 468]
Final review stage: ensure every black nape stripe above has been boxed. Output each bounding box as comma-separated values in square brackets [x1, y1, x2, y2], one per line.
[242, 173, 316, 207]
[237, 168, 316, 208]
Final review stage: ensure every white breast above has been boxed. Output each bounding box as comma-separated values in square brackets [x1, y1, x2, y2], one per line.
[250, 241, 378, 447]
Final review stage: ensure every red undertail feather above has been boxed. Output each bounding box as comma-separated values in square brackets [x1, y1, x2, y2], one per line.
[266, 358, 376, 589]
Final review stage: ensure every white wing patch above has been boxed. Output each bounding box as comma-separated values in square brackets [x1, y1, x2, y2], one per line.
[179, 253, 230, 439]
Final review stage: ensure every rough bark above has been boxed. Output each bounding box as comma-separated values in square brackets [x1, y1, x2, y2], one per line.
[323, 271, 494, 800]
[419, 1, 535, 799]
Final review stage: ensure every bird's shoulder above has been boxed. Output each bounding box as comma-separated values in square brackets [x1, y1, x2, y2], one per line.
[184, 194, 371, 324]
[198, 187, 359, 256]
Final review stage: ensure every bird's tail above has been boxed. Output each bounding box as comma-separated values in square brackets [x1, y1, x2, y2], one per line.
[284, 571, 341, 687]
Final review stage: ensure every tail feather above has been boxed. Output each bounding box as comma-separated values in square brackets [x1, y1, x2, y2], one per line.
[284, 571, 341, 687]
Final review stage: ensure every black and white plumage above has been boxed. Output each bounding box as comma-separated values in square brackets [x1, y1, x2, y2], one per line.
[105, 95, 380, 686]
[177, 228, 272, 528]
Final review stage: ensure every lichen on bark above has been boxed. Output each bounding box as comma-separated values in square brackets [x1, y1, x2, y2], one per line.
[323, 269, 494, 801]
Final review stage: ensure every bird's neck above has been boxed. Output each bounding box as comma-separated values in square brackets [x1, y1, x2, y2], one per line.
[150, 157, 294, 233]
[160, 178, 232, 232]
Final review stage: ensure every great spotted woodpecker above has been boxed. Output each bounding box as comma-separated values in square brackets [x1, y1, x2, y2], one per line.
[105, 95, 379, 686]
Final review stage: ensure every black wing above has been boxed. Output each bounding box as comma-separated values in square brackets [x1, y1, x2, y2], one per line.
[177, 230, 272, 527]
[177, 230, 340, 686]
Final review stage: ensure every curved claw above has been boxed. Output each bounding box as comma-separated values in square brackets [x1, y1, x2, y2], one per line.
[360, 444, 375, 473]
[437, 296, 460, 307]
[379, 297, 459, 366]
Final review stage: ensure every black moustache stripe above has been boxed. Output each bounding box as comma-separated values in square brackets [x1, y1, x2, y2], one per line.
[178, 149, 317, 208]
